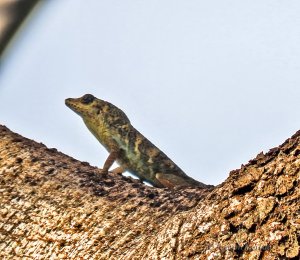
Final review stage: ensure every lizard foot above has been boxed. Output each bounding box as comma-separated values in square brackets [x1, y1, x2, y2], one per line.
[111, 166, 125, 175]
[100, 169, 109, 175]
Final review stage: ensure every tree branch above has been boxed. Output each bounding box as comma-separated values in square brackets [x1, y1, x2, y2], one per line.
[0, 124, 299, 259]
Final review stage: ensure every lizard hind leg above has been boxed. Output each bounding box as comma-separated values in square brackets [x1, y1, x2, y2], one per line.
[155, 172, 191, 189]
[111, 166, 125, 175]
[155, 173, 178, 188]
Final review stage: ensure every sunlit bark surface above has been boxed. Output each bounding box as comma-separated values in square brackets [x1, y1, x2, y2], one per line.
[0, 125, 299, 259]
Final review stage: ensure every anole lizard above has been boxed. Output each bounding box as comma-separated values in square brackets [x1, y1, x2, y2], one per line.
[65, 94, 213, 189]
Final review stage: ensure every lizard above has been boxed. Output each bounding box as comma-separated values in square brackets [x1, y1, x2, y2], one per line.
[65, 94, 213, 189]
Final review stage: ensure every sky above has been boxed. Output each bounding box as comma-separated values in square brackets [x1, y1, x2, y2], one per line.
[0, 0, 299, 186]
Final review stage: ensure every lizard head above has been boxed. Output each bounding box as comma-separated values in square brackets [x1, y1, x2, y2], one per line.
[65, 94, 100, 118]
[65, 94, 130, 126]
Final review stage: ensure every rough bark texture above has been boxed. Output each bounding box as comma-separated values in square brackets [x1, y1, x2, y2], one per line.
[0, 124, 299, 259]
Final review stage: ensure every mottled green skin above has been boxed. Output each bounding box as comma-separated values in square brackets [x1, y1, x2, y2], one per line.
[65, 94, 211, 188]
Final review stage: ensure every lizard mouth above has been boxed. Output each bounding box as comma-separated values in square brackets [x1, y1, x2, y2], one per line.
[65, 98, 75, 109]
[65, 98, 82, 115]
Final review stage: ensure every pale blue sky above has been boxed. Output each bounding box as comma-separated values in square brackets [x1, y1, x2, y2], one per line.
[0, 0, 299, 185]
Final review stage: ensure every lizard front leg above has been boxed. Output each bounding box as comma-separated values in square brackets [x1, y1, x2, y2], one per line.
[100, 150, 120, 174]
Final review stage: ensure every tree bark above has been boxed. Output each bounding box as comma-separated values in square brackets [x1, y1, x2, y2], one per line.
[0, 124, 299, 259]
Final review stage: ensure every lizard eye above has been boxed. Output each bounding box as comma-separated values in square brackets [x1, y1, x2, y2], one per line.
[81, 94, 95, 104]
